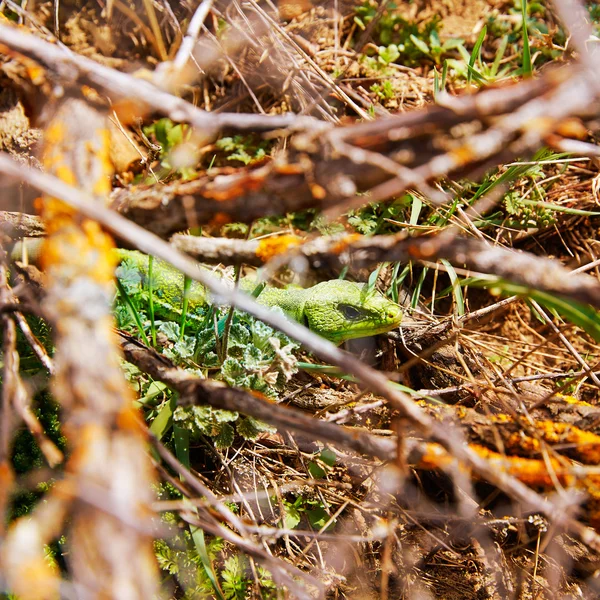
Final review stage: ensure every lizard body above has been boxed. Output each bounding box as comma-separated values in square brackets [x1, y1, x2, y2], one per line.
[11, 241, 402, 344]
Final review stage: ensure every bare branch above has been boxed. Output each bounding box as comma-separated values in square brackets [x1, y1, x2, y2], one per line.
[0, 23, 319, 135]
[2, 152, 599, 551]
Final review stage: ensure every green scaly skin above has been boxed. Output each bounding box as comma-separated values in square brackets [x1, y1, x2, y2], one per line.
[11, 241, 403, 344]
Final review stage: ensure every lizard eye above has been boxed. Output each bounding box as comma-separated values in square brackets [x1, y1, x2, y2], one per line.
[338, 304, 365, 321]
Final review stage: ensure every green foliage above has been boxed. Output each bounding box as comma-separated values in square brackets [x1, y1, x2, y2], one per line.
[8, 392, 65, 520]
[281, 494, 334, 531]
[143, 118, 197, 180]
[347, 195, 412, 235]
[154, 520, 276, 599]
[370, 80, 394, 101]
[215, 135, 271, 166]
[354, 1, 464, 67]
[308, 447, 337, 479]
[114, 264, 299, 448]
[503, 190, 556, 229]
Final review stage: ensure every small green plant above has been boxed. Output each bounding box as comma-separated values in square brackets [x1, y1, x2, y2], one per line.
[281, 494, 333, 531]
[408, 30, 465, 66]
[370, 80, 395, 100]
[354, 2, 464, 67]
[215, 135, 271, 166]
[347, 195, 412, 235]
[154, 526, 276, 599]
[143, 118, 197, 181]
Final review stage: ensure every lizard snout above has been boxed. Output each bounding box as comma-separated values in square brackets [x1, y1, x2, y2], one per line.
[385, 305, 403, 323]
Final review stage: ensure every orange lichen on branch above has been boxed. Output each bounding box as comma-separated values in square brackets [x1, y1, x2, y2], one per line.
[331, 233, 362, 255]
[0, 461, 14, 535]
[414, 442, 575, 488]
[450, 144, 475, 167]
[471, 444, 575, 488]
[554, 118, 588, 139]
[255, 234, 302, 262]
[208, 212, 232, 227]
[500, 420, 600, 465]
[203, 166, 270, 201]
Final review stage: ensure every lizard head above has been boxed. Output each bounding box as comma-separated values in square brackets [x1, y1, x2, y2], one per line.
[303, 280, 402, 345]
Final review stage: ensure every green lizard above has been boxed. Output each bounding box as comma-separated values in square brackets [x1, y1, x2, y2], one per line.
[11, 241, 402, 345]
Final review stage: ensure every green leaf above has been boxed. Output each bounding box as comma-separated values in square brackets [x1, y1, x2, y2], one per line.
[409, 34, 430, 55]
[409, 193, 422, 226]
[153, 118, 173, 147]
[158, 321, 181, 342]
[307, 507, 330, 530]
[320, 448, 337, 467]
[308, 462, 326, 479]
[237, 416, 275, 440]
[221, 358, 245, 386]
[214, 423, 235, 448]
[167, 123, 185, 147]
[429, 29, 441, 50]
[115, 278, 150, 347]
[367, 264, 383, 294]
[115, 262, 142, 294]
[242, 344, 263, 371]
[282, 503, 301, 530]
[378, 43, 401, 64]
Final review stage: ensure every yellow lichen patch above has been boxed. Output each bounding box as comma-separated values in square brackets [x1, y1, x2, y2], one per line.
[522, 116, 555, 136]
[309, 182, 326, 199]
[490, 413, 513, 424]
[54, 165, 77, 186]
[44, 122, 66, 147]
[556, 393, 593, 407]
[65, 423, 107, 472]
[5, 557, 60, 600]
[39, 221, 117, 285]
[90, 128, 114, 197]
[535, 421, 600, 465]
[255, 235, 302, 262]
[25, 62, 45, 85]
[36, 197, 77, 231]
[554, 118, 588, 139]
[507, 432, 542, 455]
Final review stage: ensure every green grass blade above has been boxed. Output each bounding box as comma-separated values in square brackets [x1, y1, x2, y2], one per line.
[148, 255, 156, 347]
[521, 0, 532, 76]
[149, 394, 176, 440]
[409, 193, 423, 226]
[471, 279, 600, 342]
[467, 25, 487, 86]
[179, 275, 192, 341]
[173, 425, 227, 600]
[491, 35, 509, 78]
[518, 200, 600, 216]
[440, 259, 465, 316]
[116, 278, 150, 347]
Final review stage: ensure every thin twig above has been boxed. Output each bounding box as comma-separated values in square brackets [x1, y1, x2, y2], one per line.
[2, 153, 599, 551]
